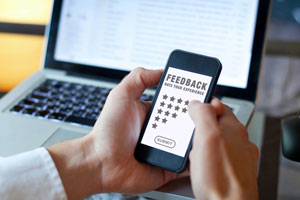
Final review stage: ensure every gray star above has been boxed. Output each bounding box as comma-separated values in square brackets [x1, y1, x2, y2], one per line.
[175, 105, 180, 111]
[162, 118, 167, 123]
[172, 113, 177, 118]
[182, 107, 187, 113]
[177, 98, 182, 104]
[155, 116, 160, 121]
[157, 109, 163, 114]
[184, 100, 189, 105]
[152, 123, 157, 129]
[163, 94, 168, 100]
[170, 96, 175, 102]
[167, 103, 173, 109]
[165, 111, 170, 116]
[160, 101, 165, 107]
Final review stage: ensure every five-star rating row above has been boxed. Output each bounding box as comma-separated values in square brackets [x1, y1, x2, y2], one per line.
[162, 94, 189, 105]
[158, 106, 187, 114]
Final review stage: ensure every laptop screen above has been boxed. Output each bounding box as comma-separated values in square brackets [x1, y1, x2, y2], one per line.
[53, 0, 259, 89]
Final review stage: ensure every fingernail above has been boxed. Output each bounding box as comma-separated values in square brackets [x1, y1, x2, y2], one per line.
[188, 100, 201, 107]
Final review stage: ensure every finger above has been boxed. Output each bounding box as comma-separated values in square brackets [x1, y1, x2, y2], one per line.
[162, 168, 190, 184]
[251, 142, 259, 160]
[177, 168, 190, 178]
[188, 101, 220, 139]
[221, 105, 239, 122]
[219, 105, 249, 139]
[218, 105, 240, 128]
[211, 97, 223, 116]
[139, 100, 152, 112]
[114, 67, 162, 99]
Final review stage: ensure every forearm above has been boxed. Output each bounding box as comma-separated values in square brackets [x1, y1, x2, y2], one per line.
[47, 135, 102, 200]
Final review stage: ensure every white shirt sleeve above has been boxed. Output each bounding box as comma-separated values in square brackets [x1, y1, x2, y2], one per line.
[0, 148, 67, 200]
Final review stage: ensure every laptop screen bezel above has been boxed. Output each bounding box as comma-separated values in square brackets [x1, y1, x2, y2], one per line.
[44, 0, 271, 102]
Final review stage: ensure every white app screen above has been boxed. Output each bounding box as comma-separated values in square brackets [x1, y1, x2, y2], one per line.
[141, 67, 212, 157]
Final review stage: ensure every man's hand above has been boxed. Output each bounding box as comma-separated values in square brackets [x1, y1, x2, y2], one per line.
[188, 100, 259, 200]
[48, 68, 187, 200]
[89, 68, 188, 193]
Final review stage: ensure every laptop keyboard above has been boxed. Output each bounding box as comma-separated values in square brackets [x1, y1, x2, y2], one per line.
[10, 79, 153, 127]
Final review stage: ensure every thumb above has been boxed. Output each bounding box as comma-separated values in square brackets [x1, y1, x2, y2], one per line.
[114, 67, 162, 99]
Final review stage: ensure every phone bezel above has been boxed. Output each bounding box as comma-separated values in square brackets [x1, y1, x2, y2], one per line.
[134, 50, 222, 173]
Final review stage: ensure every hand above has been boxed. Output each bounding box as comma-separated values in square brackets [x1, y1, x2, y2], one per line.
[188, 100, 259, 200]
[89, 67, 188, 193]
[48, 68, 188, 200]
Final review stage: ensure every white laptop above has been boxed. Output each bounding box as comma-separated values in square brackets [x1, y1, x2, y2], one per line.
[0, 0, 270, 162]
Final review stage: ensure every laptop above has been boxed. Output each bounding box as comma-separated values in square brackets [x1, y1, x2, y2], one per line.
[0, 0, 270, 161]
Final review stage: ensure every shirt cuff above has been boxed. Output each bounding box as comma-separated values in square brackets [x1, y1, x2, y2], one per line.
[0, 147, 67, 200]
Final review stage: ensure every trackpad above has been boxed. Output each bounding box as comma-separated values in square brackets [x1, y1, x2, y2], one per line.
[42, 128, 85, 147]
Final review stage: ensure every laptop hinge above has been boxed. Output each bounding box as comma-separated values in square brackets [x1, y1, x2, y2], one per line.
[44, 68, 67, 76]
[66, 71, 121, 84]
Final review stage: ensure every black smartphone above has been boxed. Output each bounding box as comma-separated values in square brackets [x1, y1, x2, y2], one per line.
[134, 50, 222, 173]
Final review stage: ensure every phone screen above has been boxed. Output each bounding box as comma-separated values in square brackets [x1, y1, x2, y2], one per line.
[141, 67, 212, 157]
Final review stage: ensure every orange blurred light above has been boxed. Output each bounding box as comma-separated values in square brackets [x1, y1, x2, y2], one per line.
[0, 0, 53, 92]
[0, 33, 44, 92]
[0, 0, 53, 25]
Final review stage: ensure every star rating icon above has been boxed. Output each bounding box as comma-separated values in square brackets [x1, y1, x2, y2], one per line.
[172, 113, 177, 118]
[182, 107, 187, 113]
[170, 96, 175, 102]
[157, 109, 163, 114]
[160, 101, 165, 107]
[175, 105, 180, 111]
[155, 116, 160, 121]
[184, 100, 189, 105]
[162, 118, 167, 123]
[167, 103, 173, 109]
[163, 94, 168, 100]
[152, 123, 157, 129]
[165, 111, 170, 116]
[177, 98, 182, 104]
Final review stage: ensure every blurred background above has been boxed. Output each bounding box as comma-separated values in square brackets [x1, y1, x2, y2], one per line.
[0, 0, 52, 92]
[0, 0, 299, 199]
[256, 0, 300, 117]
[0, 0, 299, 117]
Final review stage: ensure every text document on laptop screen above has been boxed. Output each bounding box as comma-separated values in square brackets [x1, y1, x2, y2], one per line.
[54, 0, 258, 89]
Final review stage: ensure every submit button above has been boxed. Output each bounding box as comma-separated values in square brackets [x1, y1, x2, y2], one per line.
[154, 136, 176, 148]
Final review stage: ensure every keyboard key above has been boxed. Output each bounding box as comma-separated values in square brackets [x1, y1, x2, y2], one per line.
[140, 94, 153, 101]
[23, 108, 36, 115]
[48, 113, 67, 121]
[10, 79, 112, 126]
[33, 89, 50, 97]
[60, 108, 73, 115]
[101, 88, 111, 96]
[36, 110, 49, 117]
[34, 102, 46, 109]
[45, 79, 58, 86]
[140, 95, 148, 101]
[72, 111, 85, 117]
[21, 99, 35, 107]
[65, 115, 96, 127]
[11, 105, 24, 113]
[29, 94, 47, 101]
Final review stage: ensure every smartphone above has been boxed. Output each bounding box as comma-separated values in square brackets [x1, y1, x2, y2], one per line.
[134, 50, 222, 173]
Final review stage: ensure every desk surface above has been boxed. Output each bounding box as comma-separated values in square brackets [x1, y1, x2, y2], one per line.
[258, 116, 281, 200]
